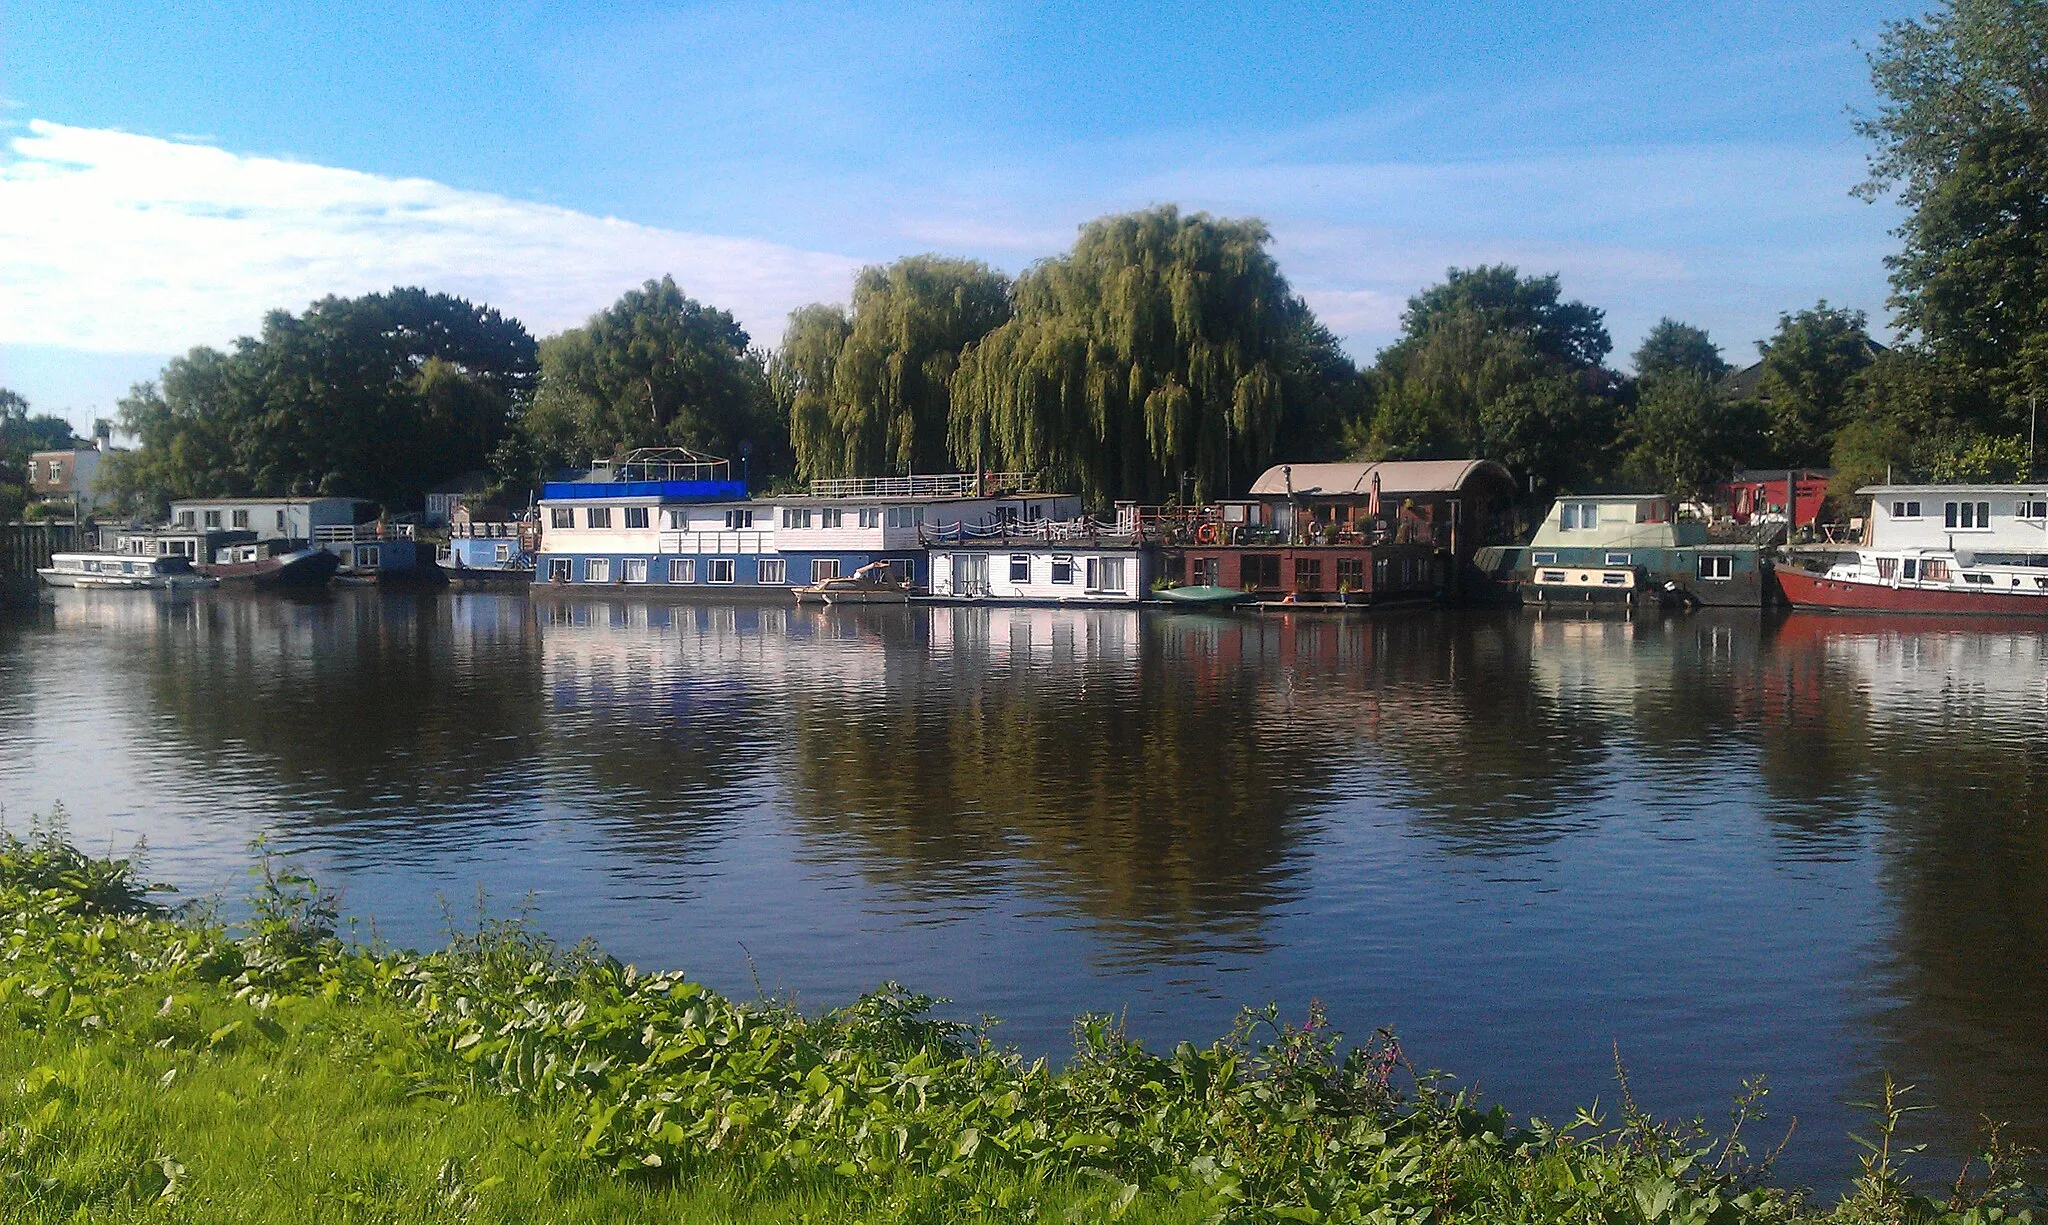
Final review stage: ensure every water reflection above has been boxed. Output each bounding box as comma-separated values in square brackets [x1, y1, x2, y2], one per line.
[1, 592, 2045, 1184]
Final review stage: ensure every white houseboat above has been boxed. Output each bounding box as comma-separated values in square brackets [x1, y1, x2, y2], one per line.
[38, 552, 216, 590]
[926, 519, 1152, 605]
[1778, 484, 2048, 615]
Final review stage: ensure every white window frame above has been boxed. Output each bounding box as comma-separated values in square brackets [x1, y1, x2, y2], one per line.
[723, 509, 754, 529]
[781, 508, 812, 529]
[885, 507, 918, 529]
[623, 558, 649, 583]
[1050, 554, 1075, 584]
[668, 558, 695, 583]
[551, 507, 574, 529]
[757, 558, 788, 584]
[1086, 556, 1127, 593]
[204, 510, 222, 528]
[858, 508, 881, 528]
[707, 558, 736, 584]
[493, 542, 511, 562]
[232, 509, 250, 528]
[624, 506, 649, 529]
[1009, 554, 1031, 583]
[548, 558, 571, 582]
[1604, 552, 1631, 566]
[1698, 554, 1733, 581]
[358, 544, 381, 569]
[667, 510, 689, 529]
[821, 508, 843, 528]
[585, 557, 610, 582]
[1892, 500, 1922, 519]
[810, 558, 839, 582]
[1532, 551, 1558, 565]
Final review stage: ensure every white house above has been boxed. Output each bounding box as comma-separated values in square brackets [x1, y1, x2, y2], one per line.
[929, 541, 1150, 604]
[1862, 484, 2048, 555]
[167, 496, 367, 543]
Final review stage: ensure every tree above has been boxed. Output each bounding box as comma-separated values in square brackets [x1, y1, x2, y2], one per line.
[1621, 371, 1765, 502]
[1857, 0, 2048, 413]
[514, 276, 783, 484]
[103, 290, 536, 513]
[949, 206, 1357, 503]
[1359, 266, 1620, 495]
[1752, 303, 1879, 466]
[1, 388, 85, 521]
[776, 257, 1011, 482]
[1633, 319, 1730, 382]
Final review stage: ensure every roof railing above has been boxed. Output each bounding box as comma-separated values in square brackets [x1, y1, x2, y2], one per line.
[805, 472, 1041, 499]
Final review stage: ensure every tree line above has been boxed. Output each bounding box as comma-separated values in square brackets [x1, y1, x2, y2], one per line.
[10, 0, 2036, 521]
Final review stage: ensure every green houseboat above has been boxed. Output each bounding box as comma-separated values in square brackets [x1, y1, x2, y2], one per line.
[1470, 495, 1769, 608]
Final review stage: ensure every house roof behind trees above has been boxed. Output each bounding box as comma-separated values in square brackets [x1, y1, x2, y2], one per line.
[1247, 460, 1515, 498]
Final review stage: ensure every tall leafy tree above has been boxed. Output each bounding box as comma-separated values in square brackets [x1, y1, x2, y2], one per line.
[949, 206, 1355, 502]
[1, 388, 83, 521]
[1857, 0, 2048, 415]
[1620, 371, 1766, 501]
[776, 257, 1011, 482]
[1752, 302, 1879, 466]
[104, 290, 536, 513]
[1632, 319, 1731, 382]
[515, 276, 783, 484]
[1361, 266, 1619, 495]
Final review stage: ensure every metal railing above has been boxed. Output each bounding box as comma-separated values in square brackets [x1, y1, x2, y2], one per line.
[314, 523, 416, 544]
[805, 472, 1040, 499]
[654, 530, 774, 555]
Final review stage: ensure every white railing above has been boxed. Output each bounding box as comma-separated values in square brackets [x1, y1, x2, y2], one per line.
[656, 530, 774, 555]
[805, 472, 1039, 499]
[314, 523, 416, 544]
[451, 522, 525, 539]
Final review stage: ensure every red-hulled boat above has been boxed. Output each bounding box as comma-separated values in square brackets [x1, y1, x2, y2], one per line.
[1777, 549, 2048, 615]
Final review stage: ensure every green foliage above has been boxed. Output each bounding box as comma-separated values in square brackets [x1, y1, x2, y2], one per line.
[1857, 0, 2048, 412]
[950, 206, 1357, 503]
[1636, 320, 1733, 382]
[512, 276, 784, 487]
[1361, 266, 1619, 495]
[1926, 432, 2031, 482]
[0, 388, 84, 521]
[1624, 372, 1769, 502]
[1754, 303, 1880, 466]
[101, 289, 536, 515]
[776, 257, 1013, 481]
[2, 828, 2040, 1224]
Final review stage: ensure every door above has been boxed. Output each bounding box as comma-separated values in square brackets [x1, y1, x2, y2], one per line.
[955, 552, 989, 596]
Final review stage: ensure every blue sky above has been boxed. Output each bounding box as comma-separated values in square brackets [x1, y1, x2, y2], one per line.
[2, 1, 1919, 432]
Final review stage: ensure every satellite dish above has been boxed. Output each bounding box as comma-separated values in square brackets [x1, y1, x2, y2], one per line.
[1954, 548, 1976, 568]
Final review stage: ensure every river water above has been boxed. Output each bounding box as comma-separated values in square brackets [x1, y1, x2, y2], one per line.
[1, 590, 2043, 1187]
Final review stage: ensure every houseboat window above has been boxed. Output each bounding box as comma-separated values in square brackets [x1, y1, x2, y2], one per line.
[1050, 555, 1075, 584]
[1605, 552, 1631, 566]
[810, 558, 839, 582]
[667, 510, 688, 529]
[669, 559, 695, 583]
[1697, 555, 1733, 580]
[1902, 558, 1919, 580]
[1223, 504, 1247, 523]
[1964, 572, 1992, 584]
[1636, 501, 1667, 523]
[1539, 569, 1567, 583]
[1893, 500, 1922, 518]
[1560, 503, 1598, 530]
[2018, 500, 2048, 519]
[623, 558, 649, 583]
[624, 507, 649, 529]
[882, 559, 914, 582]
[1009, 554, 1030, 582]
[494, 543, 511, 562]
[1336, 557, 1364, 589]
[1189, 556, 1219, 586]
[724, 509, 754, 529]
[548, 559, 572, 582]
[204, 510, 222, 528]
[582, 558, 608, 582]
[1028, 504, 1044, 520]
[276, 509, 287, 531]
[1294, 557, 1323, 590]
[707, 558, 735, 583]
[758, 559, 787, 584]
[885, 507, 919, 529]
[589, 507, 615, 529]
[1087, 556, 1127, 592]
[1602, 572, 1629, 585]
[232, 510, 249, 528]
[551, 508, 574, 529]
[782, 508, 812, 529]
[1877, 557, 1898, 579]
[357, 545, 380, 569]
[177, 511, 195, 527]
[1532, 551, 1557, 565]
[858, 508, 881, 528]
[1946, 501, 1993, 529]
[821, 508, 843, 528]
[1924, 560, 1951, 581]
[1241, 554, 1281, 588]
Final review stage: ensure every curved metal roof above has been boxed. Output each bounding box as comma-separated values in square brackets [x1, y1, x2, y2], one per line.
[1247, 460, 1515, 497]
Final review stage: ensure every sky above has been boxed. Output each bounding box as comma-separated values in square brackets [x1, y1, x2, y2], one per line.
[1, 0, 1922, 434]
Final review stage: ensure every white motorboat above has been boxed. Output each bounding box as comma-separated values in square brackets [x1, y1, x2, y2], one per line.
[38, 552, 218, 590]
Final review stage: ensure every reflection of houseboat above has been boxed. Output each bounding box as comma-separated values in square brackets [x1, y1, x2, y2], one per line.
[38, 552, 216, 590]
[1472, 495, 1769, 608]
[1778, 484, 2048, 615]
[1153, 460, 1518, 607]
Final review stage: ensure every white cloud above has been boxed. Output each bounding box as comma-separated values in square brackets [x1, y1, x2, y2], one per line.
[0, 120, 865, 354]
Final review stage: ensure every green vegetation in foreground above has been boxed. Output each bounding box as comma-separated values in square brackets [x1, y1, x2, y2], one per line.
[1, 823, 2039, 1224]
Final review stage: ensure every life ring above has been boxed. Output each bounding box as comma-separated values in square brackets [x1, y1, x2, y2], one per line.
[1195, 522, 1220, 544]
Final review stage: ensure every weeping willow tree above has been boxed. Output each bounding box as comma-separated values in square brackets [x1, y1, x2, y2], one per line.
[774, 256, 1012, 481]
[948, 206, 1354, 502]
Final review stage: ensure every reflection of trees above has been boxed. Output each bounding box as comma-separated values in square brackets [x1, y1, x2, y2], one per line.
[778, 607, 1335, 961]
[1758, 618, 2048, 1158]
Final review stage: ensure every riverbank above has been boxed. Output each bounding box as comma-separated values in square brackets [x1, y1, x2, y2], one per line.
[1, 827, 2036, 1224]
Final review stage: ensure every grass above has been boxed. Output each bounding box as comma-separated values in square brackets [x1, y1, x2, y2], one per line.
[0, 817, 2038, 1224]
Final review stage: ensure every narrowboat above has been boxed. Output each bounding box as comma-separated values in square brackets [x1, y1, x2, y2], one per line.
[38, 552, 216, 590]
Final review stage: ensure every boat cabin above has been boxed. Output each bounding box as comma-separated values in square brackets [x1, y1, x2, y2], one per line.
[1861, 485, 2048, 559]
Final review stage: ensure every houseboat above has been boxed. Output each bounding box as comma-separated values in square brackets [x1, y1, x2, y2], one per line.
[533, 449, 1079, 599]
[38, 552, 216, 590]
[1471, 494, 1769, 607]
[315, 522, 435, 584]
[1777, 484, 2048, 615]
[440, 509, 538, 588]
[1154, 460, 1517, 607]
[926, 518, 1152, 605]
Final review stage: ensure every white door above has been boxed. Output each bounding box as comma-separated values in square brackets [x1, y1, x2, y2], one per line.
[955, 552, 988, 596]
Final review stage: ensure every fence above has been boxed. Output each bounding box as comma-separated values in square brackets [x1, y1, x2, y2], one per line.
[0, 521, 87, 577]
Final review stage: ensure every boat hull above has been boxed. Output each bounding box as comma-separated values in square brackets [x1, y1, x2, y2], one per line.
[1776, 565, 2048, 616]
[199, 548, 340, 589]
[1153, 585, 1249, 608]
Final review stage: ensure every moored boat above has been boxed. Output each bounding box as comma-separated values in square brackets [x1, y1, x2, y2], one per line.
[198, 543, 341, 589]
[794, 560, 914, 605]
[1152, 584, 1249, 607]
[38, 553, 216, 590]
[1777, 549, 2048, 615]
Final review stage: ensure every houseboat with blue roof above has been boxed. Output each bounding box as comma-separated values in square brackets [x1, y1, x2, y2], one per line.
[532, 449, 1079, 598]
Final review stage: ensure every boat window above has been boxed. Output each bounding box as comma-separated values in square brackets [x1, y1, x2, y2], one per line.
[232, 510, 249, 528]
[1009, 554, 1030, 583]
[885, 507, 919, 529]
[1087, 556, 1127, 592]
[2024, 500, 2048, 519]
[857, 508, 881, 528]
[707, 558, 736, 583]
[1532, 551, 1557, 565]
[1601, 572, 1629, 586]
[1050, 555, 1075, 584]
[551, 508, 573, 529]
[1697, 555, 1733, 580]
[724, 509, 754, 529]
[204, 510, 221, 528]
[756, 559, 785, 584]
[624, 507, 649, 529]
[821, 508, 843, 528]
[809, 558, 838, 583]
[548, 558, 572, 582]
[1240, 554, 1281, 588]
[782, 508, 812, 529]
[585, 558, 610, 583]
[1876, 557, 1897, 579]
[1336, 557, 1364, 589]
[1538, 570, 1567, 583]
[1605, 552, 1631, 566]
[1963, 572, 1992, 584]
[1903, 558, 1919, 580]
[1924, 560, 1951, 581]
[585, 507, 612, 529]
[1892, 501, 1923, 519]
[623, 558, 649, 583]
[1294, 557, 1324, 590]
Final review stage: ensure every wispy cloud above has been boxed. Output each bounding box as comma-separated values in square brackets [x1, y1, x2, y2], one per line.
[0, 120, 865, 354]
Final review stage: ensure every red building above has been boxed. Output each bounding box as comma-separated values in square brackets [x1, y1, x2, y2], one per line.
[1721, 469, 1831, 527]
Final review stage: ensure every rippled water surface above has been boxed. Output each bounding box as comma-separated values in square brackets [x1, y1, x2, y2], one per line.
[2, 590, 2045, 1186]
